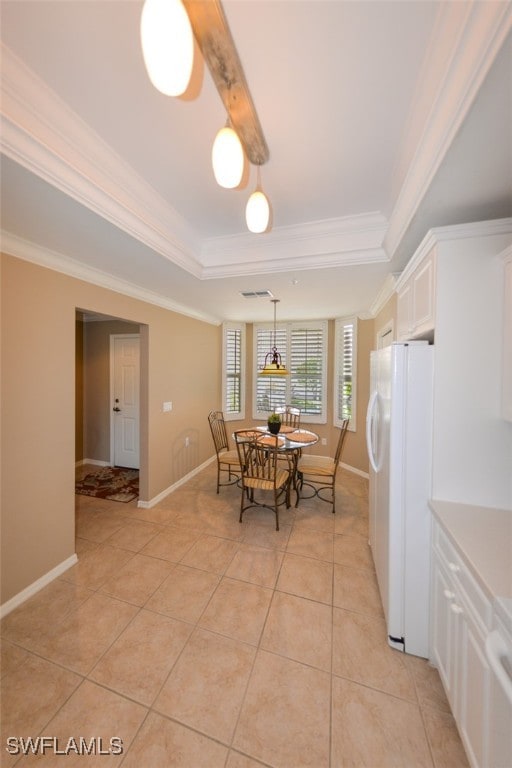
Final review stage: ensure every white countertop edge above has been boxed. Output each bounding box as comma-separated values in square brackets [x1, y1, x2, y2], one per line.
[429, 499, 512, 602]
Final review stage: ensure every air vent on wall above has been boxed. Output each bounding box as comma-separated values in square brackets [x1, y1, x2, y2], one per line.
[240, 290, 274, 299]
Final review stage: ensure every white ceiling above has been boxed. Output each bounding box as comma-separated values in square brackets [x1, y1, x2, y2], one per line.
[1, 1, 511, 324]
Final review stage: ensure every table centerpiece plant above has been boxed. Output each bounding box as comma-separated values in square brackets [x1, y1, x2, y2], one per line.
[267, 412, 282, 434]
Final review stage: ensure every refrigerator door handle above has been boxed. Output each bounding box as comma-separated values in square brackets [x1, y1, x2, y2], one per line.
[366, 390, 380, 473]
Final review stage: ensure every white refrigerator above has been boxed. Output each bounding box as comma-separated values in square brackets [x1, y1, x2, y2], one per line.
[366, 341, 434, 658]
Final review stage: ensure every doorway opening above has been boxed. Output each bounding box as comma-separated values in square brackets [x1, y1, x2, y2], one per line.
[75, 309, 147, 500]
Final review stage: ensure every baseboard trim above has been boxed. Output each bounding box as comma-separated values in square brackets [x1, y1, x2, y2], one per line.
[0, 554, 79, 619]
[137, 456, 216, 508]
[75, 459, 110, 468]
[340, 461, 369, 479]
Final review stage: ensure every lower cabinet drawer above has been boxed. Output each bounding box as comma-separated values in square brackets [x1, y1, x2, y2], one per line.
[434, 526, 492, 632]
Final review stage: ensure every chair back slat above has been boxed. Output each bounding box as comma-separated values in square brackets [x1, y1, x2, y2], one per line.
[334, 419, 349, 464]
[208, 410, 229, 454]
[235, 432, 292, 486]
[234, 430, 292, 531]
[275, 405, 301, 428]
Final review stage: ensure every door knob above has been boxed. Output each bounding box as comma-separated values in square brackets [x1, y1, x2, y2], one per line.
[113, 407, 121, 412]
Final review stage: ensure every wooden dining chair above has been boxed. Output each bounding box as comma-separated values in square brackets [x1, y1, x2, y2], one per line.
[275, 405, 301, 428]
[295, 419, 349, 513]
[208, 410, 241, 493]
[234, 431, 293, 530]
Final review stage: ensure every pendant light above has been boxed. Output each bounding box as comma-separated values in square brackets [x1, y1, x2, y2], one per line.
[246, 165, 270, 233]
[212, 120, 245, 188]
[260, 299, 289, 376]
[140, 0, 194, 97]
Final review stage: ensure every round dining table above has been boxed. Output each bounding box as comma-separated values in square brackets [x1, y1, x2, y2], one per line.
[236, 425, 319, 504]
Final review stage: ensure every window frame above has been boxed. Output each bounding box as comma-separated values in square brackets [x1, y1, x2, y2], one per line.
[222, 321, 245, 421]
[252, 319, 328, 424]
[334, 317, 357, 432]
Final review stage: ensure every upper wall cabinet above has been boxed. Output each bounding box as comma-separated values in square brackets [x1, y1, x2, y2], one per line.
[396, 248, 436, 341]
[396, 218, 512, 508]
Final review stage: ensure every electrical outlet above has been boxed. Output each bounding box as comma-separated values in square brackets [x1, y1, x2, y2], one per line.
[185, 436, 190, 447]
[163, 401, 172, 412]
[321, 438, 327, 446]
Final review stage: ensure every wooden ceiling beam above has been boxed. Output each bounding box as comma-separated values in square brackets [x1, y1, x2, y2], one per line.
[183, 0, 269, 166]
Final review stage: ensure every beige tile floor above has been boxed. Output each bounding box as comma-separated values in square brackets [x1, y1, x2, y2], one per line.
[0, 463, 470, 767]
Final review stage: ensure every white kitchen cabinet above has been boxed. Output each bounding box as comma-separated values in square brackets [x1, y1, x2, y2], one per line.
[487, 607, 512, 767]
[431, 518, 492, 768]
[396, 248, 436, 341]
[459, 605, 491, 768]
[410, 219, 512, 509]
[431, 550, 459, 704]
[396, 280, 413, 340]
[412, 251, 436, 335]
[430, 502, 512, 768]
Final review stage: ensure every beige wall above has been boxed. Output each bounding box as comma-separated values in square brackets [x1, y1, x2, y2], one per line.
[1, 254, 221, 604]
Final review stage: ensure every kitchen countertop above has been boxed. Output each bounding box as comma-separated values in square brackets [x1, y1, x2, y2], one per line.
[429, 499, 512, 603]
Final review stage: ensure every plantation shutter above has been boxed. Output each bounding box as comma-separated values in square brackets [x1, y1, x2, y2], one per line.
[255, 326, 287, 412]
[225, 328, 241, 413]
[290, 326, 323, 415]
[222, 322, 245, 419]
[335, 318, 356, 427]
[254, 321, 327, 422]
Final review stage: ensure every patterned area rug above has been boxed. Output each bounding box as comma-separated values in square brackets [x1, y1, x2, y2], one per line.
[75, 466, 139, 503]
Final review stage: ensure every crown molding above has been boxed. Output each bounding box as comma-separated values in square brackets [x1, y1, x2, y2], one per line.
[202, 246, 387, 279]
[384, 1, 512, 261]
[200, 212, 388, 277]
[0, 43, 204, 278]
[1, 231, 221, 326]
[394, 217, 512, 292]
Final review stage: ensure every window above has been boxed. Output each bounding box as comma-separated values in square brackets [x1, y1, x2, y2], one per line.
[222, 322, 245, 420]
[254, 320, 327, 423]
[334, 317, 357, 430]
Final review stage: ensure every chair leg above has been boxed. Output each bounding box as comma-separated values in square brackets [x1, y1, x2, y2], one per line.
[295, 471, 303, 507]
[239, 487, 244, 523]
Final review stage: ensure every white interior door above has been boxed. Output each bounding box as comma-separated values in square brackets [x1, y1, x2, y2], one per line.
[111, 334, 140, 469]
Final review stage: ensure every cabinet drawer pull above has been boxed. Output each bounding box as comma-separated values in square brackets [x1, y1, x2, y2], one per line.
[450, 603, 463, 615]
[448, 562, 460, 573]
[443, 589, 455, 600]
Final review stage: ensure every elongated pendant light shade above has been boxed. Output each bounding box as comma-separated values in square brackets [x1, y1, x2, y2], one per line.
[212, 124, 244, 188]
[140, 0, 194, 97]
[246, 189, 270, 233]
[246, 166, 270, 233]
